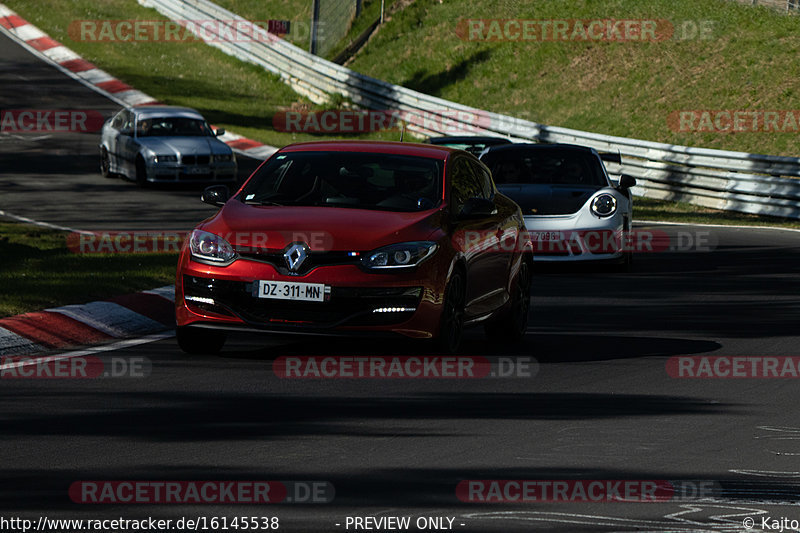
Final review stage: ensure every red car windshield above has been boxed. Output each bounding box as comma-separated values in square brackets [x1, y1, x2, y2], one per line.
[240, 151, 444, 212]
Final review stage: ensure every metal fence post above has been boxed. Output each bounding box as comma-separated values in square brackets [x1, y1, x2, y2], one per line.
[310, 0, 321, 55]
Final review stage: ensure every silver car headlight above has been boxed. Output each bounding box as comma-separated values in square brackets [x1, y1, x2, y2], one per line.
[189, 229, 236, 264]
[153, 154, 178, 163]
[213, 153, 234, 162]
[362, 241, 437, 270]
[591, 194, 617, 217]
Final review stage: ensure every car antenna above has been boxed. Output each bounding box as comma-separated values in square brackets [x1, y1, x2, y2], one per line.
[400, 122, 405, 142]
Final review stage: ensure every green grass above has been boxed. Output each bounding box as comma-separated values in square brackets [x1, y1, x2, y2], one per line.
[212, 0, 400, 62]
[0, 223, 178, 318]
[210, 0, 312, 49]
[634, 197, 800, 228]
[326, 0, 400, 62]
[347, 0, 800, 157]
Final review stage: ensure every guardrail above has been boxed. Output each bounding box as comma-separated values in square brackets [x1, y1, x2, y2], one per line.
[140, 0, 800, 219]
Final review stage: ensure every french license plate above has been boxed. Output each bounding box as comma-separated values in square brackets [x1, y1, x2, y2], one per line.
[531, 231, 563, 242]
[257, 280, 327, 302]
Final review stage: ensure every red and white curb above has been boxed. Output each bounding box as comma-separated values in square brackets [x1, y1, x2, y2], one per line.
[0, 286, 175, 357]
[0, 3, 277, 160]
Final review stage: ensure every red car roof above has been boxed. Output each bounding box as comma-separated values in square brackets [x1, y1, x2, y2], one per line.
[278, 140, 458, 159]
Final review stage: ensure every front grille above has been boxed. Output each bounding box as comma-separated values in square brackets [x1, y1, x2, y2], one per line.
[179, 172, 213, 181]
[235, 248, 360, 276]
[182, 155, 210, 165]
[183, 276, 421, 328]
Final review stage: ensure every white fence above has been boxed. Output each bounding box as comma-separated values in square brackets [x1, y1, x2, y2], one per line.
[140, 0, 800, 219]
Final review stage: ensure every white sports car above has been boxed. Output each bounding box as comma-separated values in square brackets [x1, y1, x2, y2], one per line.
[100, 106, 237, 186]
[480, 143, 636, 267]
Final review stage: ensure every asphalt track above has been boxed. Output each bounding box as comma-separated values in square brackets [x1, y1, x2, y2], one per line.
[3, 24, 800, 533]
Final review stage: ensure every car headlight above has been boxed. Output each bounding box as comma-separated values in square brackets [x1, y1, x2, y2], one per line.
[591, 194, 617, 217]
[213, 153, 234, 162]
[189, 229, 236, 264]
[153, 154, 178, 163]
[362, 241, 437, 270]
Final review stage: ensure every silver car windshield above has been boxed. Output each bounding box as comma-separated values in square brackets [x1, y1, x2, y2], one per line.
[137, 117, 213, 137]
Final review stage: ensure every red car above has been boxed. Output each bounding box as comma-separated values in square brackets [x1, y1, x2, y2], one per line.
[175, 141, 533, 354]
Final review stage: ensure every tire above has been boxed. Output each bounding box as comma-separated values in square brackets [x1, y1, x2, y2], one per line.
[485, 258, 532, 343]
[176, 325, 227, 355]
[135, 156, 148, 187]
[100, 148, 113, 178]
[436, 270, 466, 354]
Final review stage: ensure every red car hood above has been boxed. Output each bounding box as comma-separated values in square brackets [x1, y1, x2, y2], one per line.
[200, 200, 442, 252]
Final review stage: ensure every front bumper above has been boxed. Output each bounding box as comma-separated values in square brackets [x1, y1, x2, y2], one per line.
[525, 212, 627, 262]
[176, 257, 445, 339]
[145, 161, 237, 183]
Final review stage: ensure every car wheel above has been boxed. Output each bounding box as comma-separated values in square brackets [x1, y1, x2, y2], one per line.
[176, 325, 227, 355]
[485, 258, 531, 343]
[100, 148, 113, 178]
[436, 270, 465, 353]
[135, 156, 148, 187]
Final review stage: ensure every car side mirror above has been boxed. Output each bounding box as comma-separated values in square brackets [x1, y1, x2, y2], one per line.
[201, 185, 229, 207]
[458, 197, 496, 219]
[215, 128, 226, 137]
[618, 174, 636, 190]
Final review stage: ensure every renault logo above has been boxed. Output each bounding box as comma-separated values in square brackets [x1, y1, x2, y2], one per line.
[283, 242, 309, 272]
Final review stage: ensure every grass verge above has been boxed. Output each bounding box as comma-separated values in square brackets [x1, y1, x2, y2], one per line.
[634, 196, 800, 229]
[0, 222, 178, 318]
[347, 0, 800, 157]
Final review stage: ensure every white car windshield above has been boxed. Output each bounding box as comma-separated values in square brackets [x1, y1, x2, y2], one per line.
[488, 149, 607, 187]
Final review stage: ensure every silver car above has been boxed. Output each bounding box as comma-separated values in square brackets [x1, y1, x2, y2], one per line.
[480, 143, 636, 268]
[100, 106, 237, 186]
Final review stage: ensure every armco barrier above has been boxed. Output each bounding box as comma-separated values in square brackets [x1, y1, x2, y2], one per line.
[139, 0, 800, 219]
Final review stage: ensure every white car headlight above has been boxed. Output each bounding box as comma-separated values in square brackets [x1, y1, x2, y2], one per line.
[189, 229, 236, 264]
[213, 153, 234, 162]
[362, 242, 437, 270]
[153, 154, 178, 163]
[591, 194, 617, 217]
